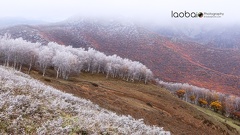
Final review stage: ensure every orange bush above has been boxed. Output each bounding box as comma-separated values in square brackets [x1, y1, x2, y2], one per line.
[198, 98, 208, 107]
[210, 101, 222, 112]
[176, 89, 186, 98]
[189, 95, 196, 103]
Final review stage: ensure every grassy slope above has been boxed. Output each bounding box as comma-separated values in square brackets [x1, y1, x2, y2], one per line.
[27, 68, 240, 135]
[193, 105, 240, 133]
[0, 66, 170, 134]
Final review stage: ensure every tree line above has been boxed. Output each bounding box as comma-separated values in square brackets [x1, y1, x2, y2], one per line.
[157, 79, 240, 120]
[0, 34, 153, 83]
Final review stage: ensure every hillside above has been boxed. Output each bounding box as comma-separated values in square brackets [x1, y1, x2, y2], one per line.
[0, 36, 239, 134]
[0, 66, 170, 134]
[162, 40, 240, 95]
[25, 65, 239, 135]
[0, 18, 239, 96]
[151, 24, 240, 49]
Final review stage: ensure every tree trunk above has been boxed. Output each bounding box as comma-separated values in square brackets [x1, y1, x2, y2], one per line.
[56, 68, 60, 79]
[43, 67, 46, 76]
[19, 64, 22, 71]
[28, 63, 32, 74]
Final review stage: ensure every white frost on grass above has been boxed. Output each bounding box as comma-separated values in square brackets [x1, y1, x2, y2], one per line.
[0, 66, 170, 135]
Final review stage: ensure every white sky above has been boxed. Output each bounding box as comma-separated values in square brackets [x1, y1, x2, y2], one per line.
[0, 0, 239, 24]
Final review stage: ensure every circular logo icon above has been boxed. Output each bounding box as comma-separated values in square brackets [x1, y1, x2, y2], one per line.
[198, 12, 203, 18]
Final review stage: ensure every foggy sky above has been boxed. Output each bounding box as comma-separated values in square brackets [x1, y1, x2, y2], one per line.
[0, 0, 239, 25]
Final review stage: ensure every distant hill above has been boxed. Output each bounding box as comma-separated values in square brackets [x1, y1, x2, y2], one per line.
[0, 17, 46, 28]
[150, 24, 240, 49]
[0, 18, 239, 96]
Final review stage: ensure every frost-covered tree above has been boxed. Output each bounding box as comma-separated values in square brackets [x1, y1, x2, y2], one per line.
[37, 46, 54, 76]
[0, 36, 153, 83]
[0, 36, 40, 72]
[0, 35, 14, 67]
[52, 50, 77, 79]
[24, 43, 40, 73]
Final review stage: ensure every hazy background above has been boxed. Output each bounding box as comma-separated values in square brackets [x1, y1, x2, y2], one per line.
[0, 0, 239, 25]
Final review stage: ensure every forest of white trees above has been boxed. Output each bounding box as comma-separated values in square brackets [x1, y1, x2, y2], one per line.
[0, 35, 153, 83]
[0, 66, 170, 134]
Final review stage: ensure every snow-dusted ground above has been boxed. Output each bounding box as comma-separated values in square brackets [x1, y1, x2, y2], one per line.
[0, 66, 170, 135]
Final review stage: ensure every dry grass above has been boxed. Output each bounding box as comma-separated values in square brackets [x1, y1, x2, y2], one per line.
[193, 104, 240, 133]
[0, 66, 169, 134]
[25, 68, 240, 135]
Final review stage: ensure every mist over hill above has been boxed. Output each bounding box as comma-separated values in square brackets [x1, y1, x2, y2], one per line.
[147, 23, 240, 49]
[0, 17, 46, 28]
[0, 17, 239, 96]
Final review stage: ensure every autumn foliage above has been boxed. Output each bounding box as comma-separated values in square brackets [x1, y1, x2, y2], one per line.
[210, 101, 222, 112]
[198, 98, 208, 107]
[189, 95, 196, 103]
[176, 89, 186, 98]
[158, 80, 240, 120]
